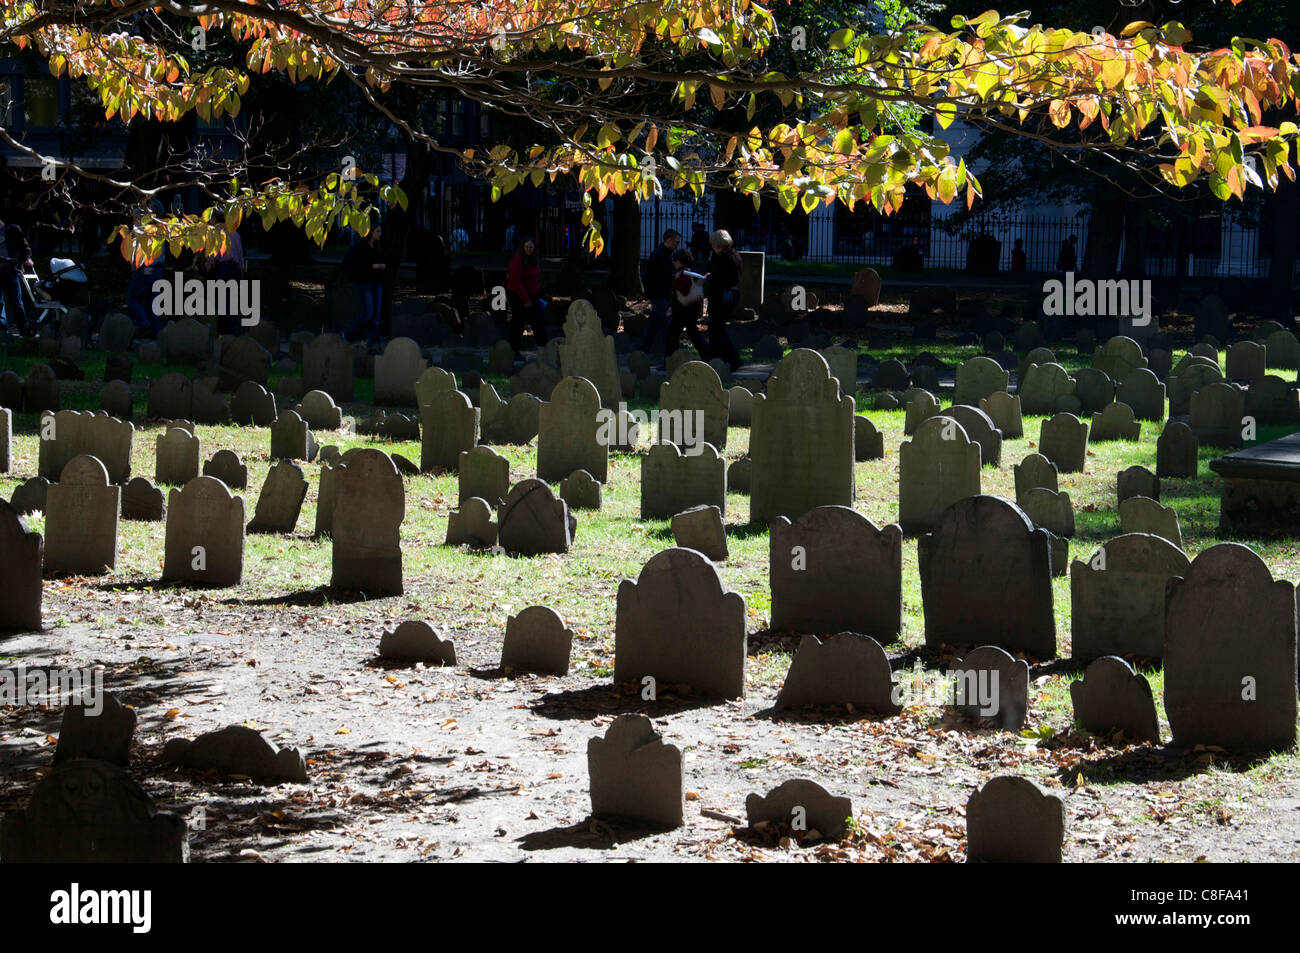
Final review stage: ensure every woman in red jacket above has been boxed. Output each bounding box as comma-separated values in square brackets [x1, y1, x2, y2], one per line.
[507, 237, 546, 357]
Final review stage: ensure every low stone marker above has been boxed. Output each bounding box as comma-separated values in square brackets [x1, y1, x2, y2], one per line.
[1070, 533, 1189, 660]
[1117, 465, 1159, 504]
[54, 692, 136, 766]
[966, 776, 1064, 863]
[202, 449, 247, 490]
[162, 476, 244, 587]
[247, 460, 308, 534]
[948, 645, 1030, 731]
[498, 479, 574, 555]
[163, 724, 307, 782]
[121, 476, 166, 521]
[587, 714, 683, 829]
[1069, 656, 1161, 744]
[501, 606, 573, 676]
[446, 497, 498, 548]
[379, 620, 457, 666]
[745, 779, 853, 842]
[670, 504, 727, 561]
[559, 468, 602, 512]
[774, 633, 900, 714]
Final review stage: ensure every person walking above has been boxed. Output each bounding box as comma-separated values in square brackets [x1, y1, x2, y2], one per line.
[1057, 234, 1078, 272]
[507, 236, 546, 357]
[344, 224, 387, 348]
[0, 215, 33, 335]
[1011, 238, 1027, 273]
[665, 248, 710, 357]
[703, 229, 743, 371]
[638, 229, 680, 353]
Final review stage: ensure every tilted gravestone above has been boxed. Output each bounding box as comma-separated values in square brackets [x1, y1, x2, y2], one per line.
[121, 476, 166, 521]
[1038, 412, 1088, 473]
[54, 692, 136, 766]
[659, 361, 729, 451]
[379, 620, 456, 666]
[559, 469, 602, 511]
[374, 337, 428, 405]
[302, 332, 355, 402]
[231, 381, 278, 426]
[0, 500, 43, 631]
[247, 460, 308, 534]
[899, 416, 981, 534]
[670, 504, 727, 561]
[1, 759, 188, 862]
[1117, 465, 1159, 504]
[501, 605, 573, 676]
[953, 356, 1009, 407]
[966, 776, 1064, 863]
[1070, 533, 1190, 660]
[588, 714, 683, 829]
[270, 410, 319, 462]
[919, 496, 1056, 658]
[44, 455, 120, 575]
[331, 449, 404, 595]
[746, 779, 853, 842]
[155, 426, 200, 486]
[164, 724, 307, 782]
[770, 505, 902, 642]
[902, 388, 940, 435]
[38, 410, 135, 485]
[774, 633, 900, 714]
[446, 497, 497, 548]
[1115, 368, 1166, 421]
[203, 448, 247, 490]
[640, 442, 726, 519]
[480, 381, 543, 445]
[1070, 656, 1161, 744]
[948, 644, 1030, 730]
[750, 350, 855, 524]
[1165, 543, 1297, 751]
[420, 389, 479, 473]
[615, 547, 747, 698]
[538, 376, 608, 483]
[979, 391, 1022, 439]
[498, 478, 574, 556]
[459, 445, 509, 507]
[162, 476, 245, 587]
[1089, 402, 1141, 442]
[1118, 495, 1183, 549]
[1156, 421, 1198, 478]
[558, 300, 621, 410]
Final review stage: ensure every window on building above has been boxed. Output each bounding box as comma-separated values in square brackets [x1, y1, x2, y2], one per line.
[23, 78, 60, 127]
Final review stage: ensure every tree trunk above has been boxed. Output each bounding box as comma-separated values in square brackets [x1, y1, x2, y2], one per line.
[1266, 173, 1298, 321]
[607, 192, 643, 295]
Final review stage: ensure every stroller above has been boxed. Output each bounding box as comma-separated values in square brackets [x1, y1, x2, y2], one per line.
[1, 256, 89, 331]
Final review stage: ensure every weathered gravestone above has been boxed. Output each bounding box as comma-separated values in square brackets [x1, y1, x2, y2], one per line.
[501, 605, 573, 676]
[302, 333, 355, 402]
[23, 363, 60, 413]
[38, 410, 135, 485]
[202, 449, 247, 490]
[659, 361, 728, 451]
[146, 371, 192, 421]
[1156, 421, 1198, 478]
[1118, 495, 1183, 549]
[374, 337, 428, 405]
[100, 380, 132, 421]
[898, 416, 981, 534]
[54, 691, 136, 766]
[98, 312, 136, 352]
[1189, 381, 1245, 447]
[936, 404, 1002, 467]
[479, 381, 542, 445]
[159, 317, 212, 365]
[231, 381, 277, 426]
[1226, 340, 1267, 382]
[379, 620, 456, 666]
[558, 300, 621, 410]
[615, 548, 747, 698]
[1070, 367, 1115, 416]
[1070, 533, 1189, 660]
[9, 477, 48, 516]
[296, 389, 343, 431]
[728, 386, 754, 428]
[414, 366, 457, 410]
[979, 391, 1023, 439]
[458, 445, 509, 507]
[163, 724, 307, 782]
[1117, 465, 1159, 503]
[1091, 336, 1147, 383]
[162, 476, 244, 586]
[854, 415, 884, 461]
[1018, 362, 1075, 415]
[45, 455, 120, 575]
[770, 506, 902, 642]
[587, 714, 683, 829]
[1070, 656, 1161, 743]
[1038, 412, 1089, 473]
[919, 496, 1056, 658]
[330, 449, 404, 595]
[270, 410, 319, 462]
[538, 377, 607, 483]
[1165, 543, 1297, 751]
[559, 469, 602, 512]
[121, 476, 165, 521]
[1115, 367, 1166, 421]
[0, 500, 43, 631]
[1245, 375, 1300, 425]
[640, 442, 726, 519]
[953, 356, 1009, 407]
[498, 478, 574, 556]
[217, 336, 270, 391]
[750, 350, 855, 523]
[746, 779, 853, 842]
[1, 759, 188, 862]
[1266, 329, 1300, 370]
[1019, 487, 1073, 576]
[948, 645, 1030, 730]
[774, 633, 900, 714]
[155, 426, 200, 486]
[1090, 402, 1141, 442]
[420, 389, 479, 472]
[446, 497, 497, 548]
[0, 371, 21, 412]
[902, 388, 941, 436]
[1167, 361, 1223, 415]
[966, 776, 1064, 863]
[670, 504, 727, 561]
[247, 460, 308, 534]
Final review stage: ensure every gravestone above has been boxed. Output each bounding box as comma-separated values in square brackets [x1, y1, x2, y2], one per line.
[159, 317, 211, 365]
[873, 358, 910, 391]
[374, 337, 428, 404]
[100, 380, 132, 421]
[1092, 336, 1147, 383]
[163, 725, 307, 782]
[1071, 367, 1115, 415]
[459, 445, 509, 507]
[217, 336, 270, 391]
[919, 496, 1056, 658]
[247, 460, 308, 534]
[331, 449, 404, 595]
[727, 456, 751, 494]
[727, 386, 755, 429]
[851, 267, 881, 306]
[979, 391, 1023, 439]
[559, 469, 602, 512]
[446, 497, 497, 548]
[1117, 465, 1159, 504]
[1114, 368, 1165, 421]
[670, 504, 727, 561]
[615, 548, 747, 698]
[558, 300, 621, 410]
[898, 416, 981, 534]
[501, 606, 573, 676]
[480, 382, 543, 445]
[953, 356, 1009, 406]
[1165, 544, 1297, 751]
[296, 389, 343, 431]
[379, 621, 456, 666]
[902, 389, 941, 436]
[1156, 421, 1198, 478]
[854, 415, 884, 461]
[231, 381, 277, 426]
[0, 407, 7, 474]
[203, 449, 247, 490]
[104, 353, 133, 385]
[641, 442, 726, 519]
[1038, 413, 1088, 473]
[771, 506, 902, 642]
[38, 410, 135, 485]
[538, 377, 607, 483]
[1245, 375, 1300, 425]
[587, 714, 683, 829]
[1118, 496, 1183, 549]
[1070, 656, 1161, 743]
[23, 363, 60, 413]
[414, 366, 458, 409]
[746, 780, 853, 842]
[270, 410, 319, 462]
[1, 760, 188, 862]
[1017, 362, 1075, 416]
[1019, 487, 1073, 573]
[0, 500, 43, 631]
[750, 350, 855, 523]
[45, 455, 120, 575]
[966, 776, 1064, 863]
[936, 405, 1002, 467]
[498, 479, 574, 556]
[818, 346, 858, 398]
[1090, 402, 1140, 441]
[54, 692, 136, 766]
[162, 476, 245, 586]
[420, 389, 479, 472]
[659, 361, 728, 451]
[1226, 340, 1267, 382]
[121, 476, 166, 521]
[0, 372, 20, 412]
[510, 359, 561, 402]
[302, 333, 355, 402]
[98, 312, 136, 352]
[1167, 361, 1223, 415]
[155, 427, 200, 486]
[194, 380, 231, 423]
[948, 645, 1030, 730]
[146, 372, 191, 420]
[1265, 329, 1300, 369]
[1189, 381, 1245, 447]
[774, 633, 900, 715]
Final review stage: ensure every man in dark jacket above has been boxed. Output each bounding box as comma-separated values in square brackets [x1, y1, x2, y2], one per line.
[0, 217, 34, 335]
[638, 229, 680, 353]
[703, 229, 743, 370]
